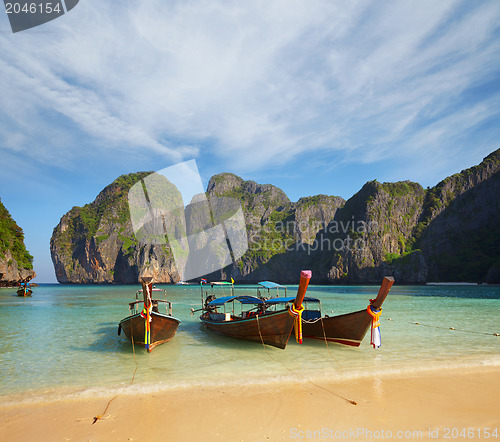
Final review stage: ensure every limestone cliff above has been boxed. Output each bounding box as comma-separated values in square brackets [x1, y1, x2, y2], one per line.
[51, 148, 499, 284]
[418, 150, 500, 282]
[316, 149, 499, 283]
[0, 198, 35, 286]
[50, 172, 180, 284]
[206, 173, 345, 283]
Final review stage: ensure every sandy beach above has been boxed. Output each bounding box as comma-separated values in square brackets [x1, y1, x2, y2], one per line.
[1, 366, 499, 441]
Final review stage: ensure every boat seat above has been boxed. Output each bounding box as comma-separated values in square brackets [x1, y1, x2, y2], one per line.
[209, 313, 226, 321]
[302, 310, 321, 321]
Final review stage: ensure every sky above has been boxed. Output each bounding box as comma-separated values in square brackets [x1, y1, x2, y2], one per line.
[0, 0, 499, 282]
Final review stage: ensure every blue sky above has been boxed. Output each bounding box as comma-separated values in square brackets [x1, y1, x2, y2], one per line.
[1, 0, 499, 282]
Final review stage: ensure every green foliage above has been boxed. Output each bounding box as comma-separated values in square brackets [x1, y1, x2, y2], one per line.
[381, 181, 422, 198]
[297, 194, 341, 210]
[384, 252, 401, 264]
[68, 172, 152, 240]
[0, 198, 33, 270]
[95, 234, 109, 244]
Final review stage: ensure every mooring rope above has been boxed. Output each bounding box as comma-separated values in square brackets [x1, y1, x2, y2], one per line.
[411, 322, 499, 336]
[130, 326, 139, 385]
[319, 316, 344, 368]
[93, 323, 140, 424]
[92, 396, 117, 425]
[256, 314, 357, 406]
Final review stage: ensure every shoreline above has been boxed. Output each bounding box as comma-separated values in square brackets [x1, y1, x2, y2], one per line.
[1, 366, 499, 441]
[2, 356, 499, 407]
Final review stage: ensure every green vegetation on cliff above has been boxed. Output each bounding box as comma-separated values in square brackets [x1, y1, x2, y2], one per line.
[82, 172, 152, 239]
[0, 198, 33, 270]
[51, 148, 499, 284]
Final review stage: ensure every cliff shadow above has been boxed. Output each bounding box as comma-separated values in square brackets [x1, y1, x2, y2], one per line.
[419, 172, 500, 283]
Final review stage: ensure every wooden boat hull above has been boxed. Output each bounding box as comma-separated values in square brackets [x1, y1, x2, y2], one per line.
[300, 309, 372, 347]
[17, 288, 32, 297]
[299, 276, 394, 346]
[201, 309, 295, 349]
[119, 312, 181, 352]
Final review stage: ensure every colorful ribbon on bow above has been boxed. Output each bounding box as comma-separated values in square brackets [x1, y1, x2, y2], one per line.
[140, 302, 152, 350]
[367, 304, 382, 348]
[290, 304, 305, 344]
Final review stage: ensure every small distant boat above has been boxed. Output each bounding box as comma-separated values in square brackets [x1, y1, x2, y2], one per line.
[199, 271, 312, 349]
[265, 276, 394, 347]
[118, 276, 181, 352]
[256, 280, 287, 297]
[17, 281, 33, 297]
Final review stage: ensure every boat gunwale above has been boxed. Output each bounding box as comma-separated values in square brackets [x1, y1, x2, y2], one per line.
[119, 311, 182, 325]
[200, 308, 291, 325]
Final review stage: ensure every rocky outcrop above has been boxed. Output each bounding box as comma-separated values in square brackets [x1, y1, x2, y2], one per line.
[51, 148, 500, 284]
[310, 180, 428, 283]
[205, 173, 345, 283]
[418, 150, 500, 282]
[50, 172, 180, 284]
[315, 149, 499, 283]
[0, 198, 36, 286]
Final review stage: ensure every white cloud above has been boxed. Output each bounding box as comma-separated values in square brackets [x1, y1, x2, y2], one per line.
[0, 0, 499, 175]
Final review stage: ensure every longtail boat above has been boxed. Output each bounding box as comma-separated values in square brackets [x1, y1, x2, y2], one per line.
[118, 276, 181, 352]
[265, 276, 394, 347]
[199, 271, 312, 349]
[17, 281, 33, 297]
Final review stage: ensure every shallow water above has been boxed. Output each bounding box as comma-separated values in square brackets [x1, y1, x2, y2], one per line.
[0, 283, 498, 404]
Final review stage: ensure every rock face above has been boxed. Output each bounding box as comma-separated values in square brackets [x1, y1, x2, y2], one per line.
[313, 149, 500, 283]
[205, 174, 345, 283]
[51, 148, 500, 284]
[50, 172, 179, 284]
[311, 180, 429, 284]
[418, 150, 500, 282]
[0, 198, 36, 286]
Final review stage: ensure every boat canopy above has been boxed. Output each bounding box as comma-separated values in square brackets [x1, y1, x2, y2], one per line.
[265, 296, 319, 304]
[258, 281, 286, 289]
[208, 295, 265, 306]
[210, 281, 233, 286]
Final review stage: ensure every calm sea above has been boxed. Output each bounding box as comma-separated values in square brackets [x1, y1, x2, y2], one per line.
[0, 283, 499, 404]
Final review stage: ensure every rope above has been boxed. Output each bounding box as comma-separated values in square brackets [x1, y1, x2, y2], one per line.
[319, 317, 343, 369]
[92, 396, 117, 424]
[256, 315, 356, 406]
[411, 322, 499, 336]
[92, 322, 139, 424]
[130, 325, 138, 385]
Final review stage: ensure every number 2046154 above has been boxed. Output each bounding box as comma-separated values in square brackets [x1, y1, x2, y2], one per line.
[5, 2, 62, 14]
[442, 428, 499, 439]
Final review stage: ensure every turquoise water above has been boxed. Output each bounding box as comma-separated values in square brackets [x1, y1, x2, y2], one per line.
[0, 283, 499, 404]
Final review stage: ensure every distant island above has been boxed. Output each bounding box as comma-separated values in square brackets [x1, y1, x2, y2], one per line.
[0, 198, 35, 286]
[49, 148, 499, 285]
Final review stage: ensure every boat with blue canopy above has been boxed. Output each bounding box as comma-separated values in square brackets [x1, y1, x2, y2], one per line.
[199, 271, 312, 349]
[17, 280, 33, 297]
[264, 277, 394, 348]
[257, 280, 287, 295]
